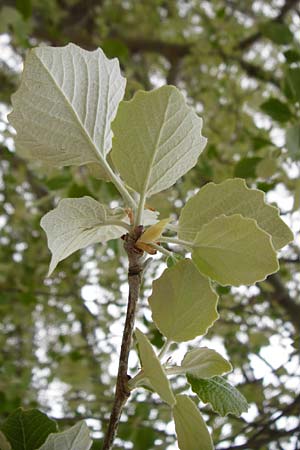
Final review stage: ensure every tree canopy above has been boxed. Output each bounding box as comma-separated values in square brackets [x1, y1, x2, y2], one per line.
[0, 1, 300, 449]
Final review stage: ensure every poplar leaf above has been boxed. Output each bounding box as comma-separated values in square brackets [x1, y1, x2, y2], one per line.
[192, 214, 279, 286]
[135, 329, 176, 406]
[137, 218, 170, 244]
[148, 259, 219, 342]
[111, 85, 207, 197]
[9, 43, 126, 167]
[181, 348, 232, 379]
[38, 421, 92, 450]
[173, 395, 214, 450]
[179, 178, 293, 250]
[40, 196, 127, 276]
[0, 408, 57, 450]
[187, 375, 249, 417]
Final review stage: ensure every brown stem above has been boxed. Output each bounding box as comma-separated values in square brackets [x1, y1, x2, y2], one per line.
[102, 226, 144, 450]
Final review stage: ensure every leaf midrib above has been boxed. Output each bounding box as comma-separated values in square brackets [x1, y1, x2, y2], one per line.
[33, 49, 107, 169]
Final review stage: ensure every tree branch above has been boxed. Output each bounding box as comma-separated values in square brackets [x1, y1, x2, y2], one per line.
[237, 0, 299, 51]
[102, 226, 144, 450]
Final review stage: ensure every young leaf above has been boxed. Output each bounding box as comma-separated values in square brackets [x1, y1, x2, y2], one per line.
[40, 196, 128, 276]
[38, 421, 92, 450]
[181, 348, 232, 379]
[173, 395, 213, 450]
[9, 43, 126, 167]
[136, 218, 170, 245]
[192, 214, 279, 286]
[111, 85, 207, 198]
[148, 259, 219, 342]
[0, 408, 57, 450]
[179, 178, 293, 250]
[187, 375, 249, 417]
[135, 328, 176, 406]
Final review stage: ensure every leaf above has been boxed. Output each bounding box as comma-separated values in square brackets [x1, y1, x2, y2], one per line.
[260, 98, 292, 123]
[181, 348, 232, 378]
[285, 67, 300, 103]
[293, 179, 300, 211]
[86, 163, 112, 181]
[38, 421, 92, 450]
[173, 395, 213, 450]
[136, 218, 170, 245]
[135, 328, 176, 406]
[286, 125, 300, 160]
[192, 214, 279, 286]
[187, 375, 249, 417]
[179, 178, 293, 250]
[0, 431, 11, 450]
[233, 157, 262, 178]
[111, 85, 207, 198]
[0, 408, 57, 450]
[256, 158, 277, 178]
[148, 259, 219, 342]
[260, 21, 293, 45]
[9, 43, 126, 168]
[40, 196, 127, 276]
[283, 49, 300, 63]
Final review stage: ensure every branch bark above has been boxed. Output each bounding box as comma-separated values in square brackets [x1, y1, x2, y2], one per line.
[102, 226, 144, 450]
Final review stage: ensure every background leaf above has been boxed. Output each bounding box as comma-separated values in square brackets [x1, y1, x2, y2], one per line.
[260, 98, 292, 123]
[0, 408, 57, 450]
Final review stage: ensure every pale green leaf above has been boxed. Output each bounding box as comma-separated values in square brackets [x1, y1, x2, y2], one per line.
[192, 214, 279, 286]
[173, 395, 213, 450]
[9, 43, 126, 167]
[38, 421, 92, 450]
[181, 348, 232, 378]
[86, 163, 111, 181]
[111, 85, 207, 198]
[179, 178, 293, 250]
[148, 259, 219, 342]
[40, 196, 127, 276]
[187, 375, 249, 417]
[135, 328, 175, 406]
[0, 408, 57, 450]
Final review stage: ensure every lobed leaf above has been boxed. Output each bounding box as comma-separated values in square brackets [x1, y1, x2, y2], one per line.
[9, 43, 126, 167]
[111, 85, 207, 198]
[135, 328, 175, 406]
[179, 178, 293, 250]
[40, 196, 127, 276]
[38, 421, 92, 450]
[148, 259, 219, 342]
[187, 375, 249, 417]
[192, 214, 279, 286]
[173, 395, 213, 450]
[181, 348, 232, 379]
